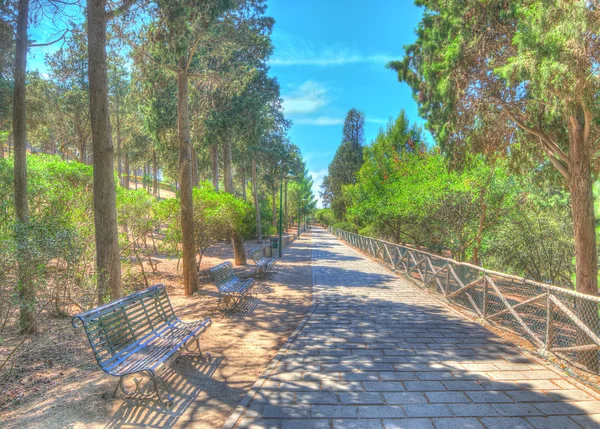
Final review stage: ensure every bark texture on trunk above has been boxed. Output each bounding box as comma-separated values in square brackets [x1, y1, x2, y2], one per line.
[123, 152, 130, 190]
[568, 113, 599, 372]
[177, 60, 198, 296]
[223, 137, 246, 265]
[153, 149, 158, 196]
[252, 158, 262, 243]
[241, 166, 246, 201]
[14, 0, 36, 334]
[191, 147, 199, 187]
[116, 90, 122, 185]
[88, 0, 122, 303]
[211, 144, 219, 191]
[223, 137, 234, 193]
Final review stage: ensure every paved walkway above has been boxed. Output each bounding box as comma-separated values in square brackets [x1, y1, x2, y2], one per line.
[232, 229, 600, 429]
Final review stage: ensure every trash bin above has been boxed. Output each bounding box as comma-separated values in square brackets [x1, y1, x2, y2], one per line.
[270, 236, 279, 251]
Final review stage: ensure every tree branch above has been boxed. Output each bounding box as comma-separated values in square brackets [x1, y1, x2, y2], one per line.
[105, 0, 136, 21]
[494, 98, 571, 167]
[28, 29, 68, 48]
[581, 99, 592, 152]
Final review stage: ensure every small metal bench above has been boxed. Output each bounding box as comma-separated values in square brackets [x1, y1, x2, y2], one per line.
[248, 246, 276, 276]
[72, 284, 211, 405]
[208, 261, 254, 310]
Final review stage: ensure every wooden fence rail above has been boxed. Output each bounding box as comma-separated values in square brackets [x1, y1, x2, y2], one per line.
[330, 227, 600, 377]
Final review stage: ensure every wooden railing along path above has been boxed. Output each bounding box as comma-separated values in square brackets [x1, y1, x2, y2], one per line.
[330, 227, 600, 380]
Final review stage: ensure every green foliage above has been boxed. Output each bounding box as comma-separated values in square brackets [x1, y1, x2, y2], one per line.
[315, 208, 335, 226]
[321, 108, 365, 219]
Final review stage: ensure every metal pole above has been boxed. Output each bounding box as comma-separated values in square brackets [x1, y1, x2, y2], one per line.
[279, 175, 284, 258]
[297, 195, 301, 238]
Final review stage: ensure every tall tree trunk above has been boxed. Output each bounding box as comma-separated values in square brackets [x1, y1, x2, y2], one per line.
[13, 0, 36, 334]
[252, 158, 262, 243]
[79, 140, 86, 164]
[146, 162, 151, 193]
[223, 137, 234, 193]
[88, 0, 122, 303]
[241, 166, 246, 201]
[134, 167, 138, 190]
[0, 134, 4, 158]
[191, 146, 199, 187]
[211, 144, 219, 191]
[223, 137, 246, 264]
[123, 152, 130, 190]
[177, 59, 198, 296]
[116, 90, 122, 186]
[568, 113, 599, 372]
[153, 149, 158, 196]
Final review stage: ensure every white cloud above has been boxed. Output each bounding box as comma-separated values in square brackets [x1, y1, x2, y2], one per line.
[271, 32, 398, 67]
[295, 116, 344, 126]
[309, 169, 328, 208]
[282, 80, 328, 115]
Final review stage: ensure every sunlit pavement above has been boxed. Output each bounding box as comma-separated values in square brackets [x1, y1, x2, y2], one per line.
[231, 228, 600, 429]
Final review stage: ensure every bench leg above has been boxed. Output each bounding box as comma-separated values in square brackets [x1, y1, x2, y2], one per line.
[188, 338, 212, 362]
[114, 370, 173, 407]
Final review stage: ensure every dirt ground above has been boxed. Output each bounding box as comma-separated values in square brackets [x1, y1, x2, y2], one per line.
[0, 232, 314, 429]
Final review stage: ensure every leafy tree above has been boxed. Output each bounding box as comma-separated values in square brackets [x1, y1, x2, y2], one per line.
[390, 0, 599, 369]
[322, 108, 365, 219]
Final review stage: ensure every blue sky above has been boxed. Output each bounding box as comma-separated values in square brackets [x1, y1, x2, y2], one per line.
[267, 0, 426, 206]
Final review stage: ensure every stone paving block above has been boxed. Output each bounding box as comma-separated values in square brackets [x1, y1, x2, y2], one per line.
[281, 420, 330, 429]
[339, 392, 384, 405]
[357, 405, 406, 418]
[363, 381, 406, 392]
[384, 392, 429, 404]
[492, 403, 545, 417]
[466, 390, 513, 403]
[434, 417, 485, 429]
[481, 417, 535, 429]
[449, 404, 499, 417]
[416, 371, 454, 381]
[425, 391, 470, 403]
[442, 381, 484, 391]
[379, 372, 417, 381]
[532, 402, 588, 416]
[296, 392, 339, 405]
[321, 380, 364, 391]
[505, 390, 554, 402]
[572, 414, 600, 429]
[548, 390, 598, 402]
[383, 419, 435, 429]
[526, 416, 582, 429]
[340, 372, 379, 381]
[237, 418, 281, 429]
[310, 405, 358, 418]
[332, 419, 383, 429]
[403, 404, 453, 418]
[262, 405, 310, 418]
[404, 381, 446, 391]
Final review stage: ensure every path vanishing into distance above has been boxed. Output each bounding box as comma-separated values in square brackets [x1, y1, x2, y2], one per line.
[227, 228, 600, 429]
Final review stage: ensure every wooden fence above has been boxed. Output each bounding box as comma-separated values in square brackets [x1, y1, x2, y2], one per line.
[330, 227, 600, 378]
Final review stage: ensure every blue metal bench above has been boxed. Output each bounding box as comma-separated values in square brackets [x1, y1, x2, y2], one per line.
[248, 246, 276, 276]
[72, 284, 211, 405]
[208, 261, 254, 310]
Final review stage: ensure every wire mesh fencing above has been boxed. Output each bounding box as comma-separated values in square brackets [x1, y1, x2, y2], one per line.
[331, 227, 600, 378]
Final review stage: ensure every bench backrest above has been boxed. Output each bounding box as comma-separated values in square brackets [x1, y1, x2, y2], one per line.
[209, 261, 237, 289]
[72, 284, 177, 371]
[248, 247, 264, 263]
